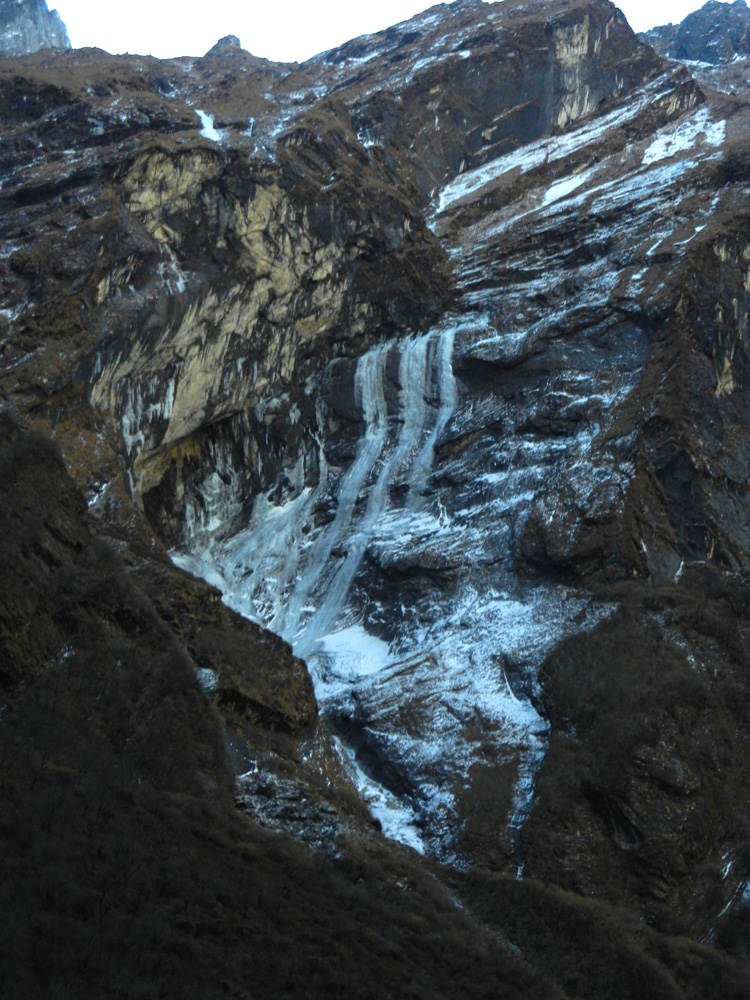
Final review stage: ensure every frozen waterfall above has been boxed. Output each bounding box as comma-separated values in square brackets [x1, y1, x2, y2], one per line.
[172, 322, 600, 862]
[182, 326, 460, 668]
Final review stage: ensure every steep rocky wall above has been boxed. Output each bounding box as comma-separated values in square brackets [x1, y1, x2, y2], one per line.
[0, 0, 665, 554]
[523, 572, 750, 936]
[638, 225, 750, 576]
[641, 0, 750, 63]
[312, 0, 663, 206]
[116, 0, 666, 545]
[4, 0, 750, 977]
[87, 132, 452, 543]
[0, 51, 453, 545]
[0, 0, 69, 57]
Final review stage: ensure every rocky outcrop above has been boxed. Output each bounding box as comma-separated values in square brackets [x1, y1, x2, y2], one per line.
[0, 0, 69, 57]
[640, 0, 750, 94]
[641, 0, 750, 63]
[524, 578, 750, 934]
[205, 34, 242, 57]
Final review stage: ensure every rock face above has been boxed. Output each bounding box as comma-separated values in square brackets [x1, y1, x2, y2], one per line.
[205, 34, 242, 57]
[0, 0, 69, 57]
[164, 0, 750, 927]
[3, 0, 750, 996]
[640, 0, 750, 93]
[641, 0, 750, 63]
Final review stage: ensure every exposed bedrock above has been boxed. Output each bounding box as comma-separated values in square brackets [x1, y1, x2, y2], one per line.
[0, 0, 70, 58]
[641, 0, 750, 64]
[3, 0, 750, 960]
[161, 0, 750, 929]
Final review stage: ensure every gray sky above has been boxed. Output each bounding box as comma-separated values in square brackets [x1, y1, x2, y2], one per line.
[51, 0, 709, 61]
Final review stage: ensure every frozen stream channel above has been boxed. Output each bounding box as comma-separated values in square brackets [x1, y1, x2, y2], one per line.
[174, 323, 608, 863]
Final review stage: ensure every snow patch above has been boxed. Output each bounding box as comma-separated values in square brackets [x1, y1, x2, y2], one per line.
[357, 126, 380, 148]
[172, 550, 229, 594]
[0, 301, 26, 323]
[333, 738, 425, 853]
[197, 668, 219, 693]
[86, 482, 109, 509]
[196, 109, 224, 143]
[317, 624, 391, 695]
[642, 107, 725, 166]
[542, 167, 595, 205]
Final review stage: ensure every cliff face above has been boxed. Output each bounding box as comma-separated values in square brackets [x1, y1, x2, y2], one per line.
[0, 0, 69, 57]
[3, 0, 750, 996]
[640, 0, 750, 92]
[641, 0, 750, 63]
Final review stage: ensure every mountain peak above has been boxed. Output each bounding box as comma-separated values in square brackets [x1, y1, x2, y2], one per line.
[205, 34, 242, 57]
[641, 0, 750, 64]
[0, 0, 71, 58]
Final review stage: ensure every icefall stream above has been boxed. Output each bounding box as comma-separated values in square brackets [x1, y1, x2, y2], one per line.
[174, 319, 614, 864]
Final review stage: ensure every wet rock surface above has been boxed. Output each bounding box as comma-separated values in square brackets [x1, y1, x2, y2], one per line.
[3, 0, 750, 996]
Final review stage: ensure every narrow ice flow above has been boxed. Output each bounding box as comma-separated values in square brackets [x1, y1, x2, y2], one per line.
[406, 325, 458, 499]
[509, 731, 546, 879]
[196, 110, 224, 143]
[193, 346, 387, 635]
[717, 876, 750, 920]
[281, 341, 393, 651]
[723, 853, 734, 880]
[292, 328, 458, 660]
[205, 329, 457, 666]
[333, 738, 425, 853]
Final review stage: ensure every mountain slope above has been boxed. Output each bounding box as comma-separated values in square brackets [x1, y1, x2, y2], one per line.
[2, 0, 750, 995]
[640, 0, 750, 92]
